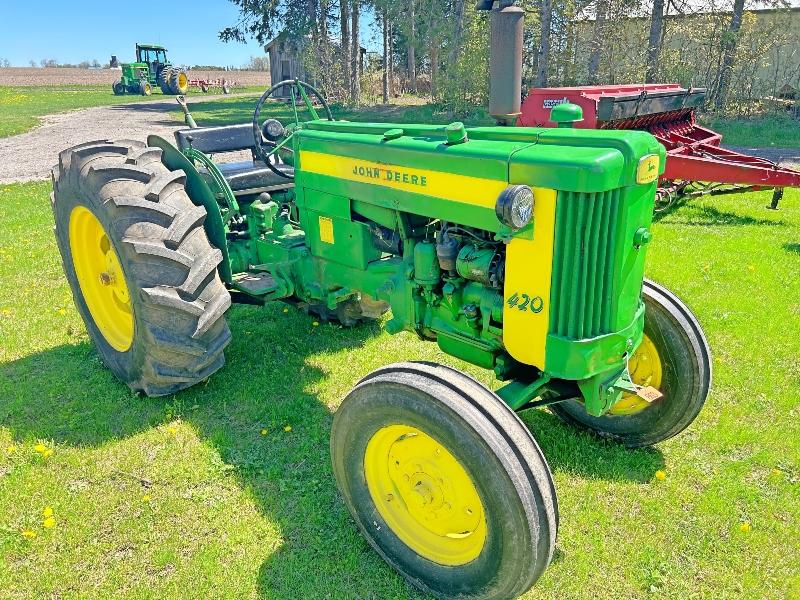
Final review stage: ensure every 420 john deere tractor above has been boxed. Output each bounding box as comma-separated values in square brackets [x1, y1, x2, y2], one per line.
[51, 79, 711, 599]
[112, 43, 189, 96]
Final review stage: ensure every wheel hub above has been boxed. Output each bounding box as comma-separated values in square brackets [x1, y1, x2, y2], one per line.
[364, 425, 486, 565]
[68, 206, 134, 352]
[609, 334, 664, 415]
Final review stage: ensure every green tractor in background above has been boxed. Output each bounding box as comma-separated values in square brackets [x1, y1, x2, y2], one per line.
[112, 43, 189, 96]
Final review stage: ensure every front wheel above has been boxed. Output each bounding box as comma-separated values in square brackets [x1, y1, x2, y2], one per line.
[139, 80, 152, 96]
[550, 279, 711, 447]
[332, 362, 558, 599]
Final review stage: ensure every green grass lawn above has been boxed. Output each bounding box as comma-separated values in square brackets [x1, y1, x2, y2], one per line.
[1, 179, 799, 598]
[703, 113, 800, 148]
[0, 86, 265, 139]
[0, 86, 166, 138]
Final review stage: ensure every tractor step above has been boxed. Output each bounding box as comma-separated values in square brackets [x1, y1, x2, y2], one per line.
[232, 272, 278, 296]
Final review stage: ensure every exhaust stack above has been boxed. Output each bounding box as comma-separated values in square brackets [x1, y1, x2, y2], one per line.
[479, 1, 524, 125]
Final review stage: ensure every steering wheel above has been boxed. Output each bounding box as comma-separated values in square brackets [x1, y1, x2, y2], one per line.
[252, 79, 334, 180]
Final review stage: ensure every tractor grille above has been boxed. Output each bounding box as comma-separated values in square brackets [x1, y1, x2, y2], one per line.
[549, 189, 622, 339]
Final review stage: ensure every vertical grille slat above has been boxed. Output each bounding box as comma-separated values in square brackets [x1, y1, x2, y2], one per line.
[585, 193, 604, 336]
[558, 194, 576, 336]
[549, 189, 622, 339]
[602, 189, 621, 332]
[572, 196, 586, 338]
[591, 192, 611, 334]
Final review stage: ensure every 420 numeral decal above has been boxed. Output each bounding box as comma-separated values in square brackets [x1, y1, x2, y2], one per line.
[507, 292, 544, 314]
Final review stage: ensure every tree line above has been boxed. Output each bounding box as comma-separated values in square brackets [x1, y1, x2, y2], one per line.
[221, 0, 799, 114]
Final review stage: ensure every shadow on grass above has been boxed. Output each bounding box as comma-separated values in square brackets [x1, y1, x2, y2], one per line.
[518, 409, 665, 484]
[784, 242, 800, 255]
[0, 301, 662, 597]
[657, 203, 786, 227]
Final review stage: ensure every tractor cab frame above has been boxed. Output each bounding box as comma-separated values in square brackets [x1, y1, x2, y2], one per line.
[135, 44, 168, 76]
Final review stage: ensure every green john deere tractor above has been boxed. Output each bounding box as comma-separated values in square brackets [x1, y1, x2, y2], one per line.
[51, 79, 711, 599]
[112, 43, 189, 96]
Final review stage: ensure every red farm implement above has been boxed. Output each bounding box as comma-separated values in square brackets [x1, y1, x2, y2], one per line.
[187, 77, 234, 94]
[519, 84, 800, 210]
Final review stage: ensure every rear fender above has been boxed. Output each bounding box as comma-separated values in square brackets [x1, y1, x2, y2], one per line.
[147, 134, 233, 283]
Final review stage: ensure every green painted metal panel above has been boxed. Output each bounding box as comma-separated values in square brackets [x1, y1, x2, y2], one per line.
[147, 135, 233, 282]
[299, 172, 500, 232]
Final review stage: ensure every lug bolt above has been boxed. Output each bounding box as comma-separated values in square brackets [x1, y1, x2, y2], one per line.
[99, 272, 113, 286]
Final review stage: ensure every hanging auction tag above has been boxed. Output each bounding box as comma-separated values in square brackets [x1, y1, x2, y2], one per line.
[636, 386, 664, 403]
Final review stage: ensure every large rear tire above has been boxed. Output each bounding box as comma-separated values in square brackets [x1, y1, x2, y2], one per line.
[169, 69, 189, 95]
[158, 67, 173, 94]
[51, 140, 231, 396]
[549, 279, 711, 447]
[331, 362, 558, 599]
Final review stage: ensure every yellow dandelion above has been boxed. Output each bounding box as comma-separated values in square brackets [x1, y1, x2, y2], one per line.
[43, 516, 56, 529]
[42, 507, 54, 518]
[739, 522, 751, 533]
[654, 470, 666, 481]
[21, 529, 37, 540]
[260, 429, 268, 436]
[141, 494, 151, 503]
[770, 468, 782, 477]
[312, 321, 320, 327]
[284, 425, 292, 433]
[34, 443, 48, 454]
[42, 449, 54, 459]
[6, 445, 16, 455]
[282, 307, 289, 313]
[57, 308, 67, 316]
[167, 425, 178, 434]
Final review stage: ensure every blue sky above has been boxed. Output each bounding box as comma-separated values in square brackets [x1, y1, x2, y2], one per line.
[0, 0, 376, 67]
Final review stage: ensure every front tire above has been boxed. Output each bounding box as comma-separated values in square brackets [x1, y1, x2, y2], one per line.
[332, 362, 558, 599]
[550, 279, 711, 447]
[51, 140, 231, 396]
[139, 80, 152, 96]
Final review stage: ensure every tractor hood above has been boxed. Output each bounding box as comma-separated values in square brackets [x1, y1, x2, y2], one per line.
[296, 120, 664, 232]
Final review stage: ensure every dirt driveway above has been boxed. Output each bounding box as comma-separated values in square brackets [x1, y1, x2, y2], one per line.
[0, 94, 257, 184]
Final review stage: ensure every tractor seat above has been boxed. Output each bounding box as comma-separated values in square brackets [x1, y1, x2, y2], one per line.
[174, 124, 294, 194]
[215, 161, 294, 192]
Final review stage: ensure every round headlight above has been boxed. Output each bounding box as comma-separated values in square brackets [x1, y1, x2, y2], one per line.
[495, 185, 534, 229]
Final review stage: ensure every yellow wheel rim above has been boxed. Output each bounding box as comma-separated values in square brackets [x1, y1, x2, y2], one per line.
[69, 206, 134, 352]
[178, 73, 188, 89]
[364, 424, 487, 566]
[609, 334, 664, 415]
